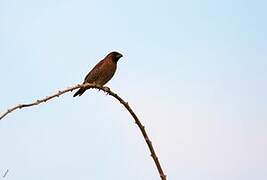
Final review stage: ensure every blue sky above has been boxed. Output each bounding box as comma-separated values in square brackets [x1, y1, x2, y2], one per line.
[0, 0, 267, 179]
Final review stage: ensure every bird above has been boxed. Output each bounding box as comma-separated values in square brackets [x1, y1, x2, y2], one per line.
[73, 51, 123, 97]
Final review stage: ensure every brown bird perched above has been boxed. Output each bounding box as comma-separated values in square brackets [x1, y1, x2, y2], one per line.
[73, 51, 123, 97]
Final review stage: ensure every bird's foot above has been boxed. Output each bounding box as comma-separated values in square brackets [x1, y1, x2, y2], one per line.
[103, 86, 110, 92]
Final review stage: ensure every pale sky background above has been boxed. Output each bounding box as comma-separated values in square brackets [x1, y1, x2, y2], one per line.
[0, 0, 267, 179]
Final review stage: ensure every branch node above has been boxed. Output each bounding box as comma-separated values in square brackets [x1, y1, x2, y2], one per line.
[151, 154, 158, 159]
[161, 174, 167, 179]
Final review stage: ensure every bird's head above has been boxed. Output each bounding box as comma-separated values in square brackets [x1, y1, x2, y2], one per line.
[107, 51, 123, 63]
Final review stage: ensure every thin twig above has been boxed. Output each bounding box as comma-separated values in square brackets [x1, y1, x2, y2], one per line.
[2, 169, 8, 178]
[0, 83, 166, 179]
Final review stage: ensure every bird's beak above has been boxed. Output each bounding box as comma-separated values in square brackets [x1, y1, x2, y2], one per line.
[117, 54, 123, 59]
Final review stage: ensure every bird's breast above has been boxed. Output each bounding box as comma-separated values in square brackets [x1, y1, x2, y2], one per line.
[96, 60, 117, 85]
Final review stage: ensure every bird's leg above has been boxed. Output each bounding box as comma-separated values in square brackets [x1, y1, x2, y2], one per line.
[96, 83, 101, 92]
[91, 82, 100, 91]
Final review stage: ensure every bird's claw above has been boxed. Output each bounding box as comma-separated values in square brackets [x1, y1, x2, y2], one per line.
[103, 86, 110, 92]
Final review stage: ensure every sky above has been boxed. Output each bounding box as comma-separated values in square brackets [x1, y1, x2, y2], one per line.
[0, 0, 267, 179]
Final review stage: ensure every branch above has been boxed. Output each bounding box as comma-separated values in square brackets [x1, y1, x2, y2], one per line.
[0, 83, 88, 120]
[0, 83, 166, 180]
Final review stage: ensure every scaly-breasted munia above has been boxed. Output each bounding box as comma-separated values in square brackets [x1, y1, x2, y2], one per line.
[73, 51, 123, 97]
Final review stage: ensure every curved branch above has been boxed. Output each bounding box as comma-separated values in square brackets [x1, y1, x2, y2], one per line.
[0, 83, 89, 120]
[0, 83, 166, 180]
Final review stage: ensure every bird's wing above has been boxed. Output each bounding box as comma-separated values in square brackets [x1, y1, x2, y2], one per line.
[83, 59, 105, 83]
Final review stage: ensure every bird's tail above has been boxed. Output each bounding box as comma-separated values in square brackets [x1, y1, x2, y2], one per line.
[73, 87, 86, 97]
